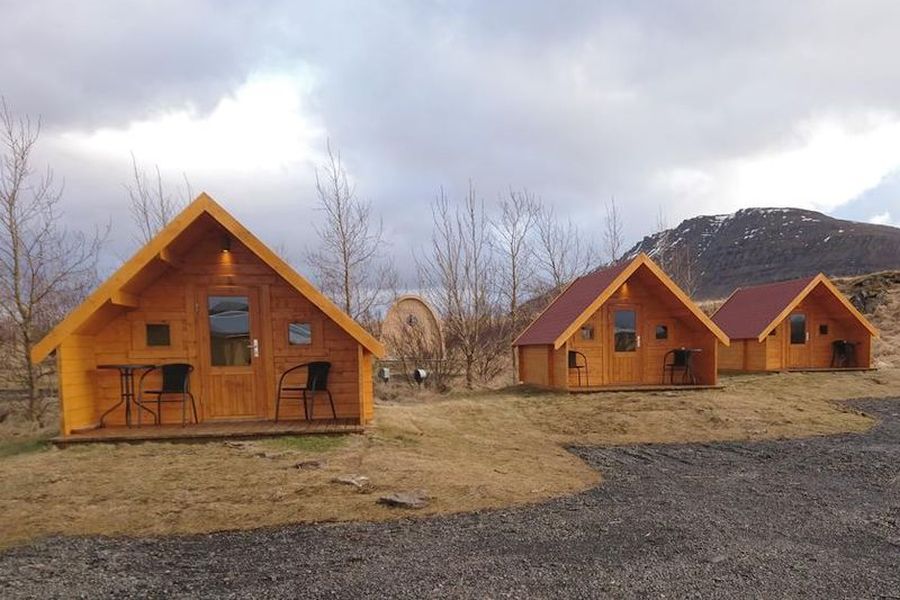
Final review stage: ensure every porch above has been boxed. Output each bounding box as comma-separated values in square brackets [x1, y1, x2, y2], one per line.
[569, 383, 724, 394]
[54, 418, 363, 446]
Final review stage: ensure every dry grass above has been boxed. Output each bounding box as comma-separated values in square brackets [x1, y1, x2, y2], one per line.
[1, 369, 898, 549]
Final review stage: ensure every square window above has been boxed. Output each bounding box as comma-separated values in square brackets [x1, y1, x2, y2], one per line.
[819, 324, 829, 335]
[580, 325, 594, 340]
[146, 323, 171, 347]
[655, 325, 669, 340]
[288, 322, 312, 345]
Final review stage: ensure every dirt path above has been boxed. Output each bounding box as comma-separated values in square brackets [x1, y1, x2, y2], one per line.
[2, 398, 898, 599]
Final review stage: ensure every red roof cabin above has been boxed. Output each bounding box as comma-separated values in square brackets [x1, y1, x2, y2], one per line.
[711, 274, 877, 372]
[513, 254, 729, 391]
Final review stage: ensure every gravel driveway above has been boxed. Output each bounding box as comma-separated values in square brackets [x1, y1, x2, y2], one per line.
[2, 398, 899, 599]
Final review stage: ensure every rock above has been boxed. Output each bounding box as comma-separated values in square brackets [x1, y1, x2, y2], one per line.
[709, 554, 727, 564]
[331, 475, 371, 492]
[223, 441, 251, 449]
[254, 451, 285, 459]
[294, 459, 325, 470]
[377, 490, 429, 509]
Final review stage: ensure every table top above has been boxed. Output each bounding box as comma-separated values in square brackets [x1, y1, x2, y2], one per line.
[97, 363, 157, 371]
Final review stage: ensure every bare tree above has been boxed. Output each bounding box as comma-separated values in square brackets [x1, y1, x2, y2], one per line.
[603, 196, 624, 264]
[305, 141, 393, 326]
[493, 187, 539, 320]
[419, 183, 508, 388]
[533, 203, 598, 293]
[0, 99, 106, 423]
[126, 153, 191, 243]
[653, 206, 699, 296]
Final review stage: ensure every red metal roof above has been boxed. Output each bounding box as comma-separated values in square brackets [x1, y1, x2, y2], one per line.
[514, 261, 632, 346]
[711, 275, 816, 340]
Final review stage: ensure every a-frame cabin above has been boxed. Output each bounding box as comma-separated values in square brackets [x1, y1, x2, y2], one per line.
[32, 193, 383, 440]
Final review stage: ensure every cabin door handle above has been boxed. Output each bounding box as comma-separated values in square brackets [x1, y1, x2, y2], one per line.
[249, 338, 259, 357]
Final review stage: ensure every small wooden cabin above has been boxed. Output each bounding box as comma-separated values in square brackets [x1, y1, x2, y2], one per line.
[31, 193, 384, 438]
[712, 274, 877, 372]
[513, 254, 729, 390]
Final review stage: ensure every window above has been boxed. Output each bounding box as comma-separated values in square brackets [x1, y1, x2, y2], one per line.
[790, 314, 807, 345]
[580, 325, 594, 340]
[655, 325, 668, 340]
[614, 310, 637, 352]
[288, 322, 312, 345]
[819, 324, 829, 335]
[146, 323, 171, 347]
[406, 314, 419, 327]
[208, 295, 251, 366]
[769, 329, 777, 337]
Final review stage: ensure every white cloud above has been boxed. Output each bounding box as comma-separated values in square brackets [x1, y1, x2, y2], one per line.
[654, 112, 900, 217]
[54, 71, 325, 174]
[869, 211, 894, 225]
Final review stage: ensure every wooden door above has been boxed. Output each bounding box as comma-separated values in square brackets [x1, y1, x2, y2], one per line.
[787, 312, 810, 368]
[608, 304, 643, 384]
[199, 286, 266, 420]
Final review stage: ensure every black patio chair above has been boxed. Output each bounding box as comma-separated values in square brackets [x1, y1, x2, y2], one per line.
[663, 349, 696, 385]
[136, 363, 198, 426]
[831, 340, 857, 368]
[275, 361, 336, 421]
[568, 350, 589, 387]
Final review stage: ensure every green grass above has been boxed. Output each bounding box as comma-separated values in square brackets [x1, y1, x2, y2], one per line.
[259, 434, 347, 452]
[0, 438, 51, 459]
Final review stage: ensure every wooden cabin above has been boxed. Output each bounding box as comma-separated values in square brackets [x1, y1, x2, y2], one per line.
[513, 254, 729, 391]
[31, 193, 384, 440]
[711, 274, 877, 372]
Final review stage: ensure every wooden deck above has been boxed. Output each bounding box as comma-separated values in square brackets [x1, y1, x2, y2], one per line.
[53, 419, 364, 446]
[570, 384, 724, 394]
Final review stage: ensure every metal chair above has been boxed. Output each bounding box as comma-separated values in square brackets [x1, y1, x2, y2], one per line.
[663, 349, 696, 385]
[568, 350, 589, 387]
[136, 363, 198, 426]
[831, 340, 857, 368]
[275, 361, 336, 421]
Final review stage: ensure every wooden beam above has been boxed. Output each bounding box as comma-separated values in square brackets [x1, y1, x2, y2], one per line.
[110, 291, 140, 308]
[158, 247, 182, 268]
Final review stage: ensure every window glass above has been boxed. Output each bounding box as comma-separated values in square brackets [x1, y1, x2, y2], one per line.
[208, 296, 251, 366]
[819, 324, 829, 335]
[614, 310, 637, 352]
[146, 323, 171, 347]
[289, 322, 312, 345]
[790, 314, 806, 345]
[655, 325, 668, 340]
[580, 325, 594, 340]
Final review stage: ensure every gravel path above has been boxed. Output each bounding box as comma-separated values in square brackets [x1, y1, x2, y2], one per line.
[2, 399, 899, 599]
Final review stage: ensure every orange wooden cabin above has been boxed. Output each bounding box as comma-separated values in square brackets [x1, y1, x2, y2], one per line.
[712, 274, 877, 372]
[513, 254, 729, 391]
[31, 194, 384, 440]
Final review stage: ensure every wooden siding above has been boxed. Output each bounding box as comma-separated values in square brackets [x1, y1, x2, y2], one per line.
[518, 345, 552, 386]
[57, 220, 371, 434]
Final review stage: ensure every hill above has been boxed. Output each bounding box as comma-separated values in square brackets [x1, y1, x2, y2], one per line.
[624, 207, 900, 299]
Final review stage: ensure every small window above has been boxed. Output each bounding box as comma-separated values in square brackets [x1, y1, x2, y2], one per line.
[580, 325, 594, 340]
[819, 324, 829, 335]
[406, 314, 419, 327]
[655, 325, 668, 340]
[790, 314, 807, 345]
[769, 330, 777, 337]
[288, 322, 312, 345]
[146, 323, 171, 347]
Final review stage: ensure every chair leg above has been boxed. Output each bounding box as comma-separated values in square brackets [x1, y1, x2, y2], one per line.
[188, 392, 199, 424]
[275, 388, 281, 422]
[181, 392, 187, 427]
[157, 397, 162, 426]
[327, 390, 336, 420]
[303, 390, 312, 420]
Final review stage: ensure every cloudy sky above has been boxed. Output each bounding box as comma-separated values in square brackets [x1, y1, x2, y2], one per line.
[3, 1, 900, 279]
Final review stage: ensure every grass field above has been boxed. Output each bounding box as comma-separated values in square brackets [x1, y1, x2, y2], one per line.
[1, 368, 897, 549]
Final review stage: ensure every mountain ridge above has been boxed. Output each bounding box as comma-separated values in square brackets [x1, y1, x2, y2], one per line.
[623, 207, 900, 299]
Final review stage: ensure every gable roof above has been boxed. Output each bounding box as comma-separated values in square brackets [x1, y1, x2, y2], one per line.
[711, 273, 878, 342]
[513, 254, 729, 349]
[31, 193, 384, 362]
